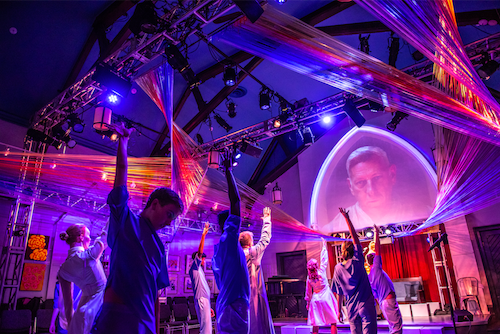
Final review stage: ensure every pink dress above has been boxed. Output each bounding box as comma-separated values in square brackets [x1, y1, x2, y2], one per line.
[305, 241, 339, 326]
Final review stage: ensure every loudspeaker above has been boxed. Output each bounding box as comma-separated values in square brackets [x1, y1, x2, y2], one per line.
[454, 309, 473, 322]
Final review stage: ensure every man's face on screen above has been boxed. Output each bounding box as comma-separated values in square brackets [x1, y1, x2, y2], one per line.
[347, 158, 396, 214]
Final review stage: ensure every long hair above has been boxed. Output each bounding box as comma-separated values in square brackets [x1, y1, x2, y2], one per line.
[60, 224, 86, 245]
[307, 258, 319, 280]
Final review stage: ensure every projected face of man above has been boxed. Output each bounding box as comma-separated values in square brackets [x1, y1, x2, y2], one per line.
[347, 147, 396, 219]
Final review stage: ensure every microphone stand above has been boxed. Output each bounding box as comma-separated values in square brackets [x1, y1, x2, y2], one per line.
[428, 233, 457, 334]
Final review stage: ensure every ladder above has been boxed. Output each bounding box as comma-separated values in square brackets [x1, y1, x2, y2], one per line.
[428, 232, 456, 309]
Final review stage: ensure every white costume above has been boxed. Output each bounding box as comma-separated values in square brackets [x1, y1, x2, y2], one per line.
[305, 241, 339, 326]
[243, 216, 274, 334]
[58, 234, 107, 334]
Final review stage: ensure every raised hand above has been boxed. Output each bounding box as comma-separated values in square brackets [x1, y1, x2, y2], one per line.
[262, 207, 271, 221]
[339, 207, 349, 217]
[108, 122, 135, 139]
[203, 222, 210, 235]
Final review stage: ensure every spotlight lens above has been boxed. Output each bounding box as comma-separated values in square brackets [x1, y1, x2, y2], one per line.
[67, 139, 77, 149]
[366, 231, 374, 238]
[273, 119, 281, 128]
[73, 123, 84, 133]
[384, 228, 392, 235]
[232, 161, 238, 167]
[225, 79, 236, 86]
[235, 153, 242, 159]
[322, 115, 332, 124]
[107, 93, 120, 105]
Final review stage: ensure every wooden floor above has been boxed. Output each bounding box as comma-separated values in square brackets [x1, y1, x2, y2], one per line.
[272, 315, 491, 334]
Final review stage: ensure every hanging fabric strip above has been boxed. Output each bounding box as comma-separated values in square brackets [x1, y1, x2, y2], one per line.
[214, 6, 500, 145]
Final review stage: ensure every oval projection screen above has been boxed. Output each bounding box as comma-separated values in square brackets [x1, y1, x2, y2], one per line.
[310, 126, 437, 234]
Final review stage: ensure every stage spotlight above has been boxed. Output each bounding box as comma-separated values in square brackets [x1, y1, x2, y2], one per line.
[384, 226, 395, 235]
[93, 64, 132, 98]
[63, 136, 77, 149]
[234, 151, 242, 160]
[232, 161, 239, 167]
[273, 119, 281, 128]
[368, 100, 384, 113]
[343, 98, 365, 128]
[322, 115, 332, 124]
[13, 229, 25, 237]
[107, 93, 120, 105]
[226, 101, 237, 118]
[232, 0, 264, 23]
[359, 34, 370, 54]
[387, 111, 409, 131]
[223, 66, 237, 87]
[165, 44, 200, 88]
[365, 228, 374, 238]
[129, 1, 160, 35]
[259, 88, 271, 110]
[300, 127, 314, 146]
[214, 113, 232, 132]
[478, 59, 499, 80]
[240, 140, 263, 158]
[280, 99, 291, 112]
[196, 133, 204, 145]
[67, 113, 84, 133]
[276, 0, 286, 3]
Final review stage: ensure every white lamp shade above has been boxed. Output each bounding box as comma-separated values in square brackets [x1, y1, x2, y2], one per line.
[93, 106, 112, 130]
[272, 183, 283, 205]
[208, 150, 220, 169]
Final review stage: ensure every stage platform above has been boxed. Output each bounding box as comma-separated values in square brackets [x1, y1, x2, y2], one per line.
[273, 315, 490, 334]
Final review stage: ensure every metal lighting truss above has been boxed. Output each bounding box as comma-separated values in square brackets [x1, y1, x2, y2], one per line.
[0, 139, 45, 309]
[194, 32, 500, 156]
[31, 0, 237, 133]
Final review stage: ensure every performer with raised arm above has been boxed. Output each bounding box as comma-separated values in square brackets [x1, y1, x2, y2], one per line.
[91, 123, 184, 334]
[189, 222, 213, 334]
[332, 208, 377, 334]
[305, 237, 340, 334]
[239, 207, 275, 334]
[212, 154, 250, 334]
[366, 225, 402, 334]
[58, 223, 107, 334]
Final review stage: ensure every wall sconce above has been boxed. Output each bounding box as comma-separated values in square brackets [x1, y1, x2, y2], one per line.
[272, 182, 283, 205]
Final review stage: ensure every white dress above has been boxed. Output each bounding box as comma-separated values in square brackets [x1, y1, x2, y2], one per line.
[305, 241, 339, 326]
[58, 236, 107, 334]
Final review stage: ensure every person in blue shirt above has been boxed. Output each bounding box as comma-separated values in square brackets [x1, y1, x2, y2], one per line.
[50, 280, 82, 334]
[366, 225, 402, 334]
[332, 208, 377, 334]
[91, 123, 184, 334]
[212, 155, 250, 334]
[189, 222, 213, 334]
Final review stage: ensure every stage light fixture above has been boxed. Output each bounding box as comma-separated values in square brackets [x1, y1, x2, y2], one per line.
[107, 93, 120, 105]
[129, 1, 160, 35]
[214, 113, 232, 133]
[359, 34, 370, 54]
[92, 64, 132, 98]
[478, 59, 499, 80]
[365, 228, 374, 238]
[165, 44, 200, 88]
[275, 0, 286, 3]
[300, 127, 314, 146]
[412, 50, 425, 61]
[368, 100, 384, 113]
[388, 33, 400, 67]
[235, 151, 242, 160]
[223, 66, 237, 87]
[110, 133, 118, 142]
[259, 88, 271, 110]
[196, 133, 204, 145]
[343, 98, 365, 128]
[322, 115, 332, 124]
[387, 111, 409, 131]
[226, 101, 237, 118]
[232, 161, 239, 167]
[273, 119, 281, 128]
[13, 229, 25, 237]
[272, 182, 283, 205]
[384, 226, 395, 235]
[240, 140, 263, 158]
[67, 113, 84, 133]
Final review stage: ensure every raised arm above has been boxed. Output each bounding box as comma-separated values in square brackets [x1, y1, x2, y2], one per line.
[108, 123, 135, 188]
[59, 278, 73, 325]
[373, 224, 381, 255]
[339, 208, 360, 246]
[252, 207, 272, 257]
[319, 237, 328, 272]
[223, 156, 240, 217]
[198, 222, 210, 255]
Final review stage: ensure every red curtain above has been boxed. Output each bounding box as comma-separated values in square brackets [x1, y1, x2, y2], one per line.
[379, 234, 440, 302]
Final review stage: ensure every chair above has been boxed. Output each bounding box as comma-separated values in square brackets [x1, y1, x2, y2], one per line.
[186, 302, 200, 333]
[171, 303, 189, 334]
[159, 304, 172, 334]
[42, 299, 53, 310]
[457, 277, 482, 315]
[34, 309, 52, 334]
[187, 296, 194, 305]
[0, 309, 32, 334]
[173, 296, 188, 305]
